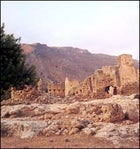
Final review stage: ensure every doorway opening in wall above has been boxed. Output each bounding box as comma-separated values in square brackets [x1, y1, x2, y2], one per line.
[104, 86, 110, 94]
[104, 86, 117, 95]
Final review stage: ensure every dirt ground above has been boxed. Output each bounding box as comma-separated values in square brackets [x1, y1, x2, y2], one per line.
[1, 134, 139, 148]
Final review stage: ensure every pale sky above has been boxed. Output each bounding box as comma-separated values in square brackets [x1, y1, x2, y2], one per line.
[1, 1, 139, 60]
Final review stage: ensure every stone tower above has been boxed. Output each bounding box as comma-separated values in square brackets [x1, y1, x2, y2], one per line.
[65, 77, 80, 96]
[118, 54, 138, 86]
[65, 54, 139, 97]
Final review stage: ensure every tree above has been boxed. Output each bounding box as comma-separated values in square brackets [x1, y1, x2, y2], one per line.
[0, 23, 38, 101]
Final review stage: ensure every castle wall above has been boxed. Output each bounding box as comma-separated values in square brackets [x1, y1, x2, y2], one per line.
[12, 54, 138, 99]
[10, 85, 40, 101]
[65, 77, 80, 96]
[118, 54, 138, 85]
[66, 54, 139, 98]
[47, 82, 65, 97]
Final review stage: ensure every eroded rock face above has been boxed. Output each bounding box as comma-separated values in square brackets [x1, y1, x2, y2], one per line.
[95, 122, 139, 140]
[1, 119, 47, 138]
[1, 95, 139, 139]
[94, 103, 124, 122]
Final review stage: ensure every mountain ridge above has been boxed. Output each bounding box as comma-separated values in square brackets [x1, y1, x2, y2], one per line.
[21, 43, 139, 87]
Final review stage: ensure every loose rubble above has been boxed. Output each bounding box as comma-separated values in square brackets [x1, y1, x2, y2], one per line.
[1, 93, 139, 148]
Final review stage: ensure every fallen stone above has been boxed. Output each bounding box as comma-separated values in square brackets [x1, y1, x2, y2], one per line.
[82, 127, 96, 135]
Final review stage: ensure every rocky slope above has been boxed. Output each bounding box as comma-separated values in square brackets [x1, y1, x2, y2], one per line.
[22, 43, 139, 86]
[1, 94, 139, 148]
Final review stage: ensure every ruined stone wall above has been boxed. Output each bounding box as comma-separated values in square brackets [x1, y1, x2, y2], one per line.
[77, 69, 115, 98]
[102, 65, 121, 87]
[66, 54, 139, 98]
[10, 85, 40, 101]
[47, 82, 65, 97]
[11, 54, 138, 99]
[118, 54, 138, 85]
[65, 77, 80, 96]
[120, 82, 139, 95]
[117, 54, 139, 96]
[37, 78, 43, 92]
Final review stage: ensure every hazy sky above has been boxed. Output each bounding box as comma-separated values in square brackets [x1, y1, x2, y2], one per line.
[1, 1, 139, 60]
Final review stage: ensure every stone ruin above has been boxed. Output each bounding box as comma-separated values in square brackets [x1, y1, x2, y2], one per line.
[37, 78, 43, 92]
[46, 82, 65, 97]
[9, 78, 43, 102]
[10, 54, 139, 100]
[10, 85, 41, 102]
[65, 54, 139, 98]
[65, 77, 80, 96]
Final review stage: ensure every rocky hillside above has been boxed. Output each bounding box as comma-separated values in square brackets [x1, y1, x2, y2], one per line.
[1, 94, 139, 148]
[22, 43, 139, 85]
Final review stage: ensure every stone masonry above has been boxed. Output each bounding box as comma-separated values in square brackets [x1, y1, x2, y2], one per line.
[65, 54, 139, 98]
[65, 77, 80, 96]
[10, 54, 139, 99]
[46, 82, 65, 97]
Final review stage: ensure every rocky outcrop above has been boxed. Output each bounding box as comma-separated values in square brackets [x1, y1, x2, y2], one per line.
[94, 122, 139, 148]
[1, 94, 139, 139]
[1, 119, 47, 138]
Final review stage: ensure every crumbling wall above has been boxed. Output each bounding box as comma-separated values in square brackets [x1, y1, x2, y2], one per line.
[66, 54, 139, 98]
[10, 85, 40, 101]
[47, 82, 65, 97]
[118, 54, 138, 86]
[65, 77, 80, 96]
[11, 54, 138, 99]
[37, 78, 43, 92]
[120, 82, 139, 95]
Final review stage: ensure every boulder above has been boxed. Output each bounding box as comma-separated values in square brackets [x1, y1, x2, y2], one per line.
[125, 108, 139, 122]
[84, 103, 125, 122]
[71, 119, 89, 129]
[66, 102, 81, 114]
[1, 119, 47, 138]
[82, 127, 96, 135]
